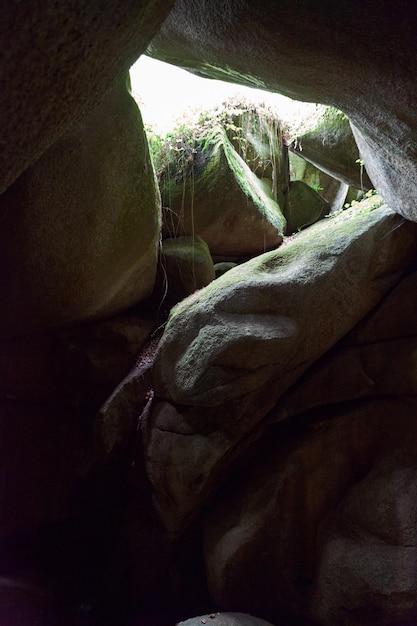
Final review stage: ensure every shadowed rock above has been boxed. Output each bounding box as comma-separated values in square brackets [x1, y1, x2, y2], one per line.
[146, 206, 417, 534]
[0, 0, 174, 193]
[0, 76, 161, 337]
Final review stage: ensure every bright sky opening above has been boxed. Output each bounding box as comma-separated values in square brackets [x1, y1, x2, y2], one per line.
[129, 56, 325, 134]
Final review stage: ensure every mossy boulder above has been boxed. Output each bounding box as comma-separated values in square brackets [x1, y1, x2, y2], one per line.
[155, 203, 416, 408]
[0, 0, 174, 194]
[0, 76, 161, 337]
[289, 151, 349, 213]
[158, 235, 215, 307]
[290, 108, 373, 190]
[158, 122, 286, 257]
[284, 180, 330, 233]
[147, 205, 417, 534]
[222, 101, 289, 195]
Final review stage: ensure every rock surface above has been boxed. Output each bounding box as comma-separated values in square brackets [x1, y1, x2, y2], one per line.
[158, 236, 215, 307]
[290, 108, 373, 190]
[203, 398, 417, 625]
[289, 152, 349, 214]
[147, 1, 417, 220]
[199, 263, 417, 625]
[160, 126, 285, 257]
[146, 206, 417, 533]
[0, 76, 161, 337]
[224, 103, 289, 196]
[312, 447, 417, 625]
[0, 0, 174, 194]
[284, 180, 329, 233]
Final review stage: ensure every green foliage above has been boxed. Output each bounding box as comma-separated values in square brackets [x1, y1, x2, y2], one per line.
[326, 189, 384, 222]
[145, 96, 287, 184]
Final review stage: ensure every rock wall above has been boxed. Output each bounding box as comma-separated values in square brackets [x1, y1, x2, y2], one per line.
[1, 2, 417, 625]
[0, 76, 161, 336]
[0, 0, 175, 194]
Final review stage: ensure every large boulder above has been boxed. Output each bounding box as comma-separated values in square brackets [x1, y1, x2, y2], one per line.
[289, 151, 350, 213]
[312, 445, 417, 625]
[0, 0, 174, 194]
[203, 399, 417, 625]
[153, 204, 416, 408]
[157, 235, 215, 307]
[284, 180, 330, 233]
[289, 107, 373, 190]
[159, 125, 285, 257]
[146, 205, 417, 534]
[0, 76, 161, 337]
[201, 262, 417, 625]
[147, 1, 417, 220]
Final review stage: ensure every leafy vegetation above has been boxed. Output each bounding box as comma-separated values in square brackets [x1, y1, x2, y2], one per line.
[144, 97, 385, 237]
[145, 96, 288, 181]
[328, 189, 385, 221]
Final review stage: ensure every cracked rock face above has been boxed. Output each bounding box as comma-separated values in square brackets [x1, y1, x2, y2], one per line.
[153, 206, 417, 408]
[3, 3, 417, 624]
[0, 77, 161, 336]
[146, 206, 417, 534]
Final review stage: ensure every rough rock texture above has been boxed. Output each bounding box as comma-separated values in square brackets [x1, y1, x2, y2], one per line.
[158, 236, 215, 307]
[203, 399, 417, 625]
[146, 206, 417, 534]
[289, 152, 349, 214]
[153, 205, 416, 408]
[223, 104, 289, 196]
[160, 127, 285, 257]
[0, 0, 174, 194]
[3, 2, 417, 624]
[147, 0, 417, 220]
[290, 108, 373, 190]
[0, 76, 161, 337]
[177, 613, 275, 626]
[284, 180, 329, 233]
[311, 427, 417, 626]
[200, 266, 417, 625]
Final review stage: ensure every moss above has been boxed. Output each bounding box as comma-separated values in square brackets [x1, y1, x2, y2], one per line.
[153, 99, 288, 239]
[218, 126, 286, 232]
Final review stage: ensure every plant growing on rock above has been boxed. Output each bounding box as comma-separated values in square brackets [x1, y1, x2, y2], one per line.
[146, 96, 288, 186]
